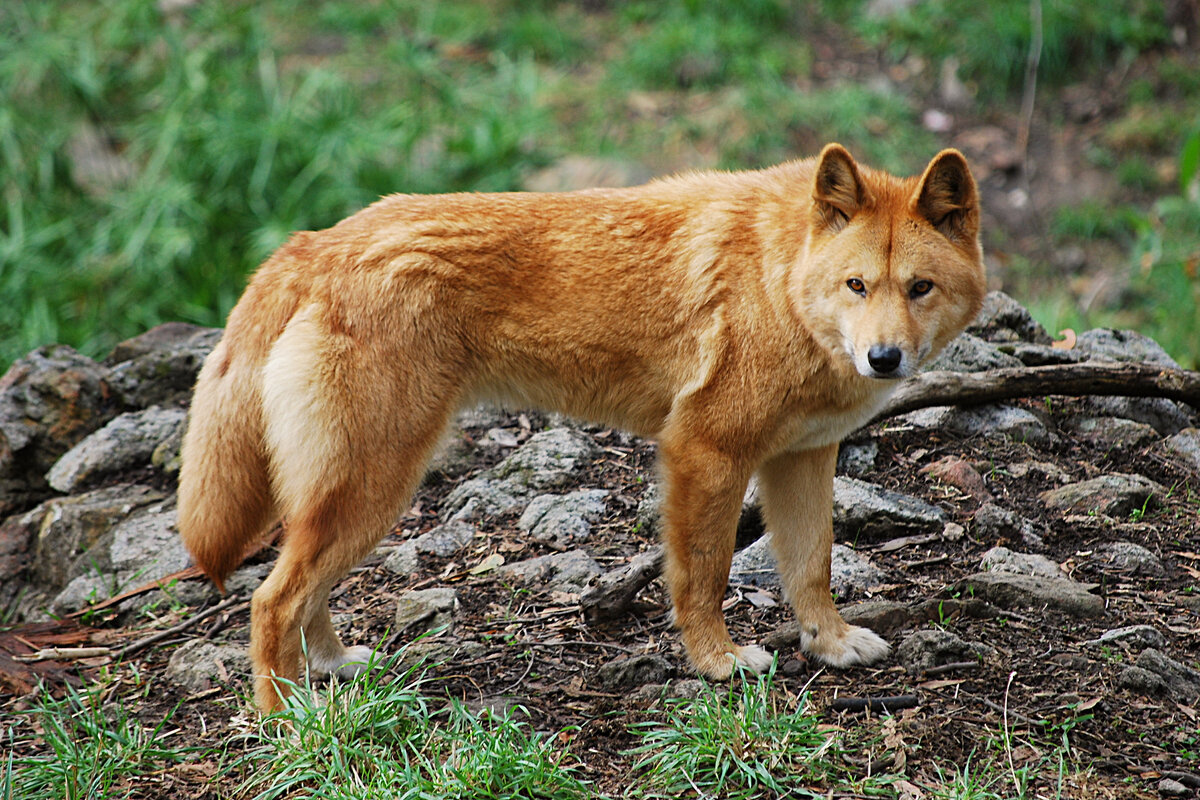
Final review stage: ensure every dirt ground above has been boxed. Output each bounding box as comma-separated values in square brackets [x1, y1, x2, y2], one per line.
[7, 392, 1198, 799]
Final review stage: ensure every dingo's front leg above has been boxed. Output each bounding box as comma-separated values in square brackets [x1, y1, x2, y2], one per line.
[660, 438, 772, 678]
[758, 444, 889, 666]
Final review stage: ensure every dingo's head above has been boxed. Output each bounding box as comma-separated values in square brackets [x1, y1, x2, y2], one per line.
[794, 144, 987, 380]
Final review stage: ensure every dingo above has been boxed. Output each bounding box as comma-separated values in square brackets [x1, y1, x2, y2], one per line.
[178, 144, 986, 712]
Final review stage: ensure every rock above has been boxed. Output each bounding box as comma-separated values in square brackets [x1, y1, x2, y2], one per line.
[596, 654, 673, 689]
[833, 477, 946, 540]
[442, 428, 598, 519]
[1039, 473, 1164, 518]
[980, 546, 1062, 579]
[1092, 542, 1165, 577]
[1082, 395, 1193, 437]
[919, 456, 992, 502]
[394, 587, 458, 634]
[1085, 625, 1167, 652]
[28, 484, 165, 590]
[1161, 428, 1200, 477]
[495, 549, 601, 593]
[896, 629, 995, 674]
[836, 440, 878, 477]
[1157, 778, 1190, 797]
[108, 499, 189, 577]
[957, 572, 1104, 617]
[1066, 417, 1159, 450]
[838, 600, 917, 636]
[381, 542, 419, 574]
[1076, 328, 1180, 368]
[0, 346, 117, 515]
[1117, 649, 1200, 700]
[974, 503, 1044, 549]
[490, 428, 598, 489]
[906, 404, 1056, 445]
[518, 489, 609, 546]
[104, 323, 221, 408]
[414, 520, 477, 558]
[635, 482, 661, 536]
[165, 640, 250, 693]
[728, 535, 884, 595]
[924, 333, 1024, 373]
[47, 406, 186, 493]
[967, 291, 1052, 345]
[48, 497, 187, 614]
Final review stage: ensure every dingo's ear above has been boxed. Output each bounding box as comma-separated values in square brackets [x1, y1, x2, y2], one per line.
[812, 144, 872, 232]
[915, 149, 979, 243]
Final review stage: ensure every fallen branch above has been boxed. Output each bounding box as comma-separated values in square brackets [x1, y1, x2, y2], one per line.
[580, 548, 664, 622]
[13, 646, 112, 663]
[828, 694, 919, 714]
[118, 594, 246, 659]
[874, 362, 1200, 423]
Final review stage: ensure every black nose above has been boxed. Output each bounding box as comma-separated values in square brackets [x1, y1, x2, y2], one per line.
[867, 345, 902, 374]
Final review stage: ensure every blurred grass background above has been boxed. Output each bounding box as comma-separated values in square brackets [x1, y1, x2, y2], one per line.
[1, 0, 1197, 369]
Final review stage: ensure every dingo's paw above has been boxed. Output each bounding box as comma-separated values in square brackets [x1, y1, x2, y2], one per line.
[803, 624, 889, 668]
[692, 643, 775, 680]
[310, 644, 378, 678]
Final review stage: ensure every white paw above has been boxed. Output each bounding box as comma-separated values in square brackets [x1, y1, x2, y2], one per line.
[309, 644, 377, 677]
[333, 645, 378, 678]
[733, 644, 775, 674]
[803, 625, 890, 668]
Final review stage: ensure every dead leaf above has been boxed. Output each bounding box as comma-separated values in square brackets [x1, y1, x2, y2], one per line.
[1052, 328, 1077, 350]
[469, 553, 505, 575]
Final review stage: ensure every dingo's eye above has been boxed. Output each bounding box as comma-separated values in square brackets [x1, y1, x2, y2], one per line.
[846, 278, 866, 296]
[910, 279, 934, 298]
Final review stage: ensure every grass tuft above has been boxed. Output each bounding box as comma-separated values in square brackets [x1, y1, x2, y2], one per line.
[627, 664, 834, 800]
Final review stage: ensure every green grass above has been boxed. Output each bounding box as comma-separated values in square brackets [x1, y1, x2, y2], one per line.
[627, 664, 842, 799]
[229, 647, 593, 800]
[3, 674, 190, 800]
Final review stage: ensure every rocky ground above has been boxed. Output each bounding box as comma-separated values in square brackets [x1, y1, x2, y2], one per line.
[1, 292, 1199, 799]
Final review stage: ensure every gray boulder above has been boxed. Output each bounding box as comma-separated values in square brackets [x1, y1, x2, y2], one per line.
[104, 322, 221, 408]
[833, 477, 946, 540]
[957, 572, 1104, 618]
[0, 346, 117, 515]
[518, 489, 609, 546]
[496, 549, 602, 593]
[47, 406, 186, 493]
[1039, 473, 1164, 518]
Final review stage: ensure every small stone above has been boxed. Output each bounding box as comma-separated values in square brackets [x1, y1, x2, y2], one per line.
[381, 542, 419, 575]
[919, 456, 992, 501]
[1117, 648, 1200, 700]
[518, 489, 609, 546]
[1066, 417, 1159, 450]
[394, 587, 457, 633]
[414, 520, 476, 557]
[1161, 428, 1200, 477]
[596, 654, 672, 689]
[974, 503, 1044, 549]
[1093, 542, 1165, 577]
[165, 640, 250, 693]
[1086, 625, 1167, 652]
[957, 572, 1104, 617]
[836, 440, 878, 477]
[923, 333, 1023, 373]
[728, 535, 884, 594]
[980, 547, 1062, 579]
[896, 629, 994, 674]
[1157, 778, 1190, 797]
[833, 477, 946, 540]
[495, 549, 602, 593]
[1039, 473, 1164, 518]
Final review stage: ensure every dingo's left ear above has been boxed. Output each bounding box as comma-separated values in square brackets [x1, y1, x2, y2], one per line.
[915, 149, 979, 243]
[812, 143, 874, 232]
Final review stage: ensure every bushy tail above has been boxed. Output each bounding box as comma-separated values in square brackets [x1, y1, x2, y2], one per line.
[177, 340, 277, 593]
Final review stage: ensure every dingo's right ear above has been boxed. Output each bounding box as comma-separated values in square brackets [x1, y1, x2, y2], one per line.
[812, 143, 873, 232]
